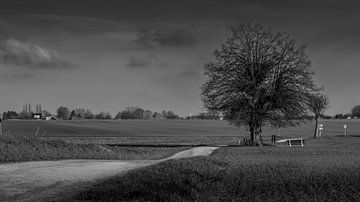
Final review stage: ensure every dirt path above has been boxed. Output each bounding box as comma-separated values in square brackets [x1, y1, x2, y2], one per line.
[0, 146, 219, 201]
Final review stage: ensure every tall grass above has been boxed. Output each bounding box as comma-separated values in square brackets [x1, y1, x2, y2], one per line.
[0, 134, 188, 162]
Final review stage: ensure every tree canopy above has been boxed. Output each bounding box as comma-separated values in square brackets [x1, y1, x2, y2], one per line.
[201, 22, 318, 143]
[56, 106, 70, 120]
[351, 105, 360, 117]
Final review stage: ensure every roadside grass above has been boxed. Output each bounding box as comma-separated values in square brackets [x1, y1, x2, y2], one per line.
[75, 136, 360, 201]
[0, 134, 188, 162]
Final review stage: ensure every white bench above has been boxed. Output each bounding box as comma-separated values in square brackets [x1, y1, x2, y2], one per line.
[275, 138, 304, 147]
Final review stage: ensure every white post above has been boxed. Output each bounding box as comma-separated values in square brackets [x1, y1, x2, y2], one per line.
[319, 124, 323, 137]
[344, 125, 347, 136]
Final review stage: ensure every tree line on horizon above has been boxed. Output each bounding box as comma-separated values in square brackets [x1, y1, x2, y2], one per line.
[2, 103, 360, 121]
[2, 105, 220, 121]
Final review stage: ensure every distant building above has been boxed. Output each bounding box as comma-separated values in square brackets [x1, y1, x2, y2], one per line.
[45, 115, 59, 120]
[32, 113, 42, 120]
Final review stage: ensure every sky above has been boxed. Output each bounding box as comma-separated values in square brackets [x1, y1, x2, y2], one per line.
[0, 0, 360, 116]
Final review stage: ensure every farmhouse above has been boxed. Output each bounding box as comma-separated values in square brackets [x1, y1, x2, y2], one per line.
[32, 113, 42, 120]
[45, 115, 59, 120]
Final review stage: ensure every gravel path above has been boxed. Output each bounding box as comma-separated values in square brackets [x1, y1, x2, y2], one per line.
[0, 146, 219, 201]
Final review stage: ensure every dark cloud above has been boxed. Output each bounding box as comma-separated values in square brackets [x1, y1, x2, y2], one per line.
[127, 54, 168, 69]
[0, 38, 76, 69]
[135, 29, 196, 47]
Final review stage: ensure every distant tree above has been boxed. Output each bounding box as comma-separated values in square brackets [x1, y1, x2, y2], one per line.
[41, 110, 51, 118]
[142, 110, 153, 119]
[69, 110, 76, 120]
[57, 106, 70, 120]
[4, 111, 20, 119]
[166, 111, 177, 119]
[320, 114, 332, 119]
[95, 112, 105, 119]
[104, 112, 112, 120]
[95, 111, 112, 120]
[351, 105, 360, 118]
[207, 109, 220, 120]
[74, 108, 86, 119]
[84, 110, 94, 119]
[120, 110, 131, 119]
[201, 22, 318, 144]
[334, 113, 344, 119]
[2, 112, 8, 120]
[153, 112, 164, 119]
[133, 108, 144, 119]
[114, 111, 122, 120]
[308, 94, 329, 138]
[161, 110, 167, 118]
[120, 107, 145, 119]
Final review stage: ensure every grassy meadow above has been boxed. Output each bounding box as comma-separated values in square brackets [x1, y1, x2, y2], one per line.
[2, 118, 360, 200]
[76, 136, 360, 201]
[2, 119, 359, 145]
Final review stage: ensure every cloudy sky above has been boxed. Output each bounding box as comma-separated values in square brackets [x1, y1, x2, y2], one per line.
[0, 0, 359, 116]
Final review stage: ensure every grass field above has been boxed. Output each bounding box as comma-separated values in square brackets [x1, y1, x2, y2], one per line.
[2, 119, 360, 145]
[75, 136, 360, 201]
[3, 119, 360, 200]
[0, 134, 188, 162]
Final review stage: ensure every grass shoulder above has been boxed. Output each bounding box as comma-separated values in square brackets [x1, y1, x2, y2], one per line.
[0, 134, 188, 162]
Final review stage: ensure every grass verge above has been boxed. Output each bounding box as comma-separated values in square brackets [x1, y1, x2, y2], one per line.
[0, 134, 188, 162]
[75, 137, 360, 201]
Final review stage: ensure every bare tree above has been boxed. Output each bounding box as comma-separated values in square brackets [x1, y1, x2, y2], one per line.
[201, 22, 318, 144]
[308, 94, 329, 138]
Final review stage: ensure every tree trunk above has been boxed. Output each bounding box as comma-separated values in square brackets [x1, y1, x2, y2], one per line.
[313, 117, 318, 138]
[258, 126, 264, 145]
[249, 125, 256, 145]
